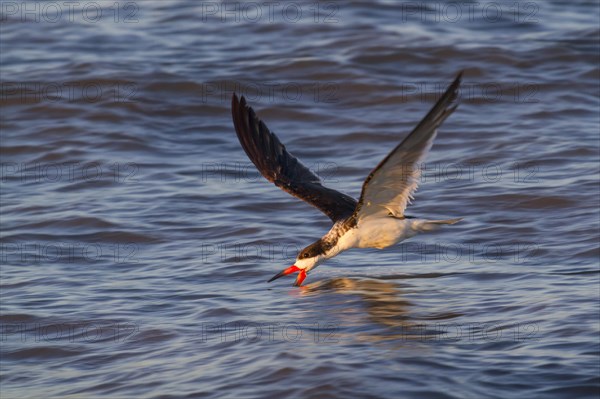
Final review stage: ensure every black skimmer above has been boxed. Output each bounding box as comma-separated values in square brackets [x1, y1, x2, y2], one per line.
[231, 72, 463, 287]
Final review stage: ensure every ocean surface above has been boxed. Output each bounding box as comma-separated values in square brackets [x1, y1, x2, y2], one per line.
[1, 1, 599, 398]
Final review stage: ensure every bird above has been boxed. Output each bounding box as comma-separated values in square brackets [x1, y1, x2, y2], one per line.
[231, 71, 463, 287]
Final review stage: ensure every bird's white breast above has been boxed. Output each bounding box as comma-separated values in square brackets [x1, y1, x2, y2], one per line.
[340, 217, 418, 250]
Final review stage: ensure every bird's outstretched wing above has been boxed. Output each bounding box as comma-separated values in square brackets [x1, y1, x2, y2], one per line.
[354, 72, 462, 220]
[232, 94, 357, 222]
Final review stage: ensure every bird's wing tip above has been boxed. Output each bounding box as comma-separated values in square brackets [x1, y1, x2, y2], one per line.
[453, 71, 464, 89]
[232, 92, 247, 106]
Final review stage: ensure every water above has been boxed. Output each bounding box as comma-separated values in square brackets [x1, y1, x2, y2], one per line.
[1, 1, 599, 398]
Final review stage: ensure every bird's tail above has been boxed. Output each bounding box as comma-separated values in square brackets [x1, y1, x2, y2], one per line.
[415, 218, 463, 232]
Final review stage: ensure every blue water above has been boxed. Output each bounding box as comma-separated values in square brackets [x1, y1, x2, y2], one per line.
[1, 1, 599, 398]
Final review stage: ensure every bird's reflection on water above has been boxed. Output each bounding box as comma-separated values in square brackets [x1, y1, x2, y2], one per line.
[299, 276, 463, 343]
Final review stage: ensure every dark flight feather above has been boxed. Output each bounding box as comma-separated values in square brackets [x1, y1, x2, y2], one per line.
[232, 94, 357, 222]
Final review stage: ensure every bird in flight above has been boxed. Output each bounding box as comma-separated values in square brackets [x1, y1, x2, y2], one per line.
[231, 72, 463, 286]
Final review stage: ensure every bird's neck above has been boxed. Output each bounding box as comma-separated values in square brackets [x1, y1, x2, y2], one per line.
[321, 219, 358, 257]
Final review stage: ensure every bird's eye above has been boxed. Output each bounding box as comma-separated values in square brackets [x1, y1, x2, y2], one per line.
[303, 253, 310, 258]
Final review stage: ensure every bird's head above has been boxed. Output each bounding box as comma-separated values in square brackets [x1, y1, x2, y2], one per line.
[267, 240, 327, 286]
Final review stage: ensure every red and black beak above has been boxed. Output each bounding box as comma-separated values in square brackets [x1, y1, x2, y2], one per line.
[267, 265, 307, 286]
